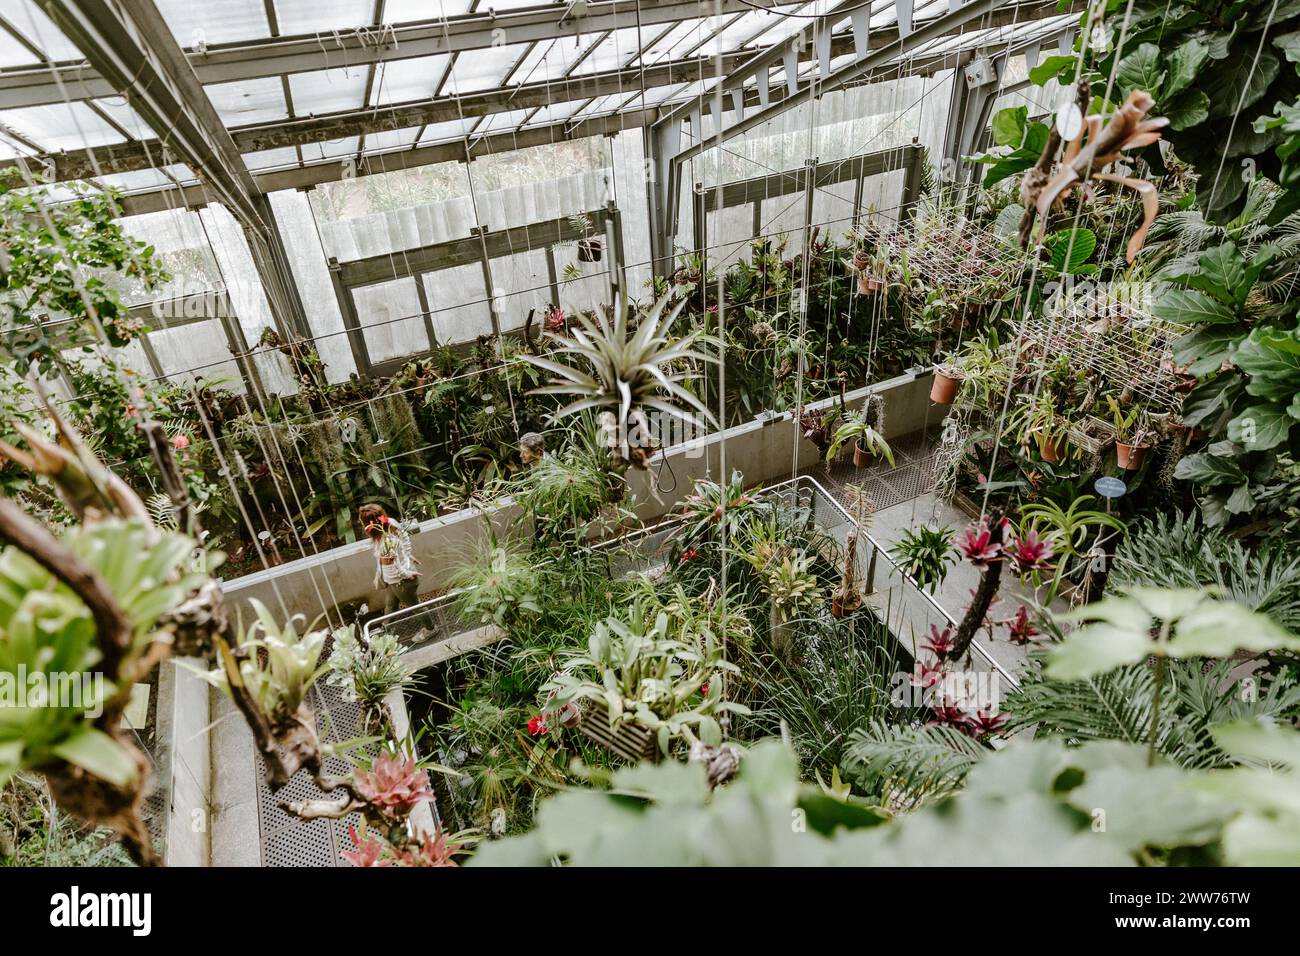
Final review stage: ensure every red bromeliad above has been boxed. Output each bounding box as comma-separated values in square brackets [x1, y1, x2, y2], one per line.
[1000, 605, 1041, 646]
[922, 624, 956, 659]
[1006, 529, 1054, 574]
[956, 516, 1005, 569]
[352, 752, 434, 824]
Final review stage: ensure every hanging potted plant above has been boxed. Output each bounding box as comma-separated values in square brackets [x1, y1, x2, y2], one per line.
[930, 360, 964, 405]
[570, 213, 602, 262]
[1005, 391, 1069, 463]
[825, 398, 895, 469]
[847, 241, 887, 296]
[1107, 396, 1153, 470]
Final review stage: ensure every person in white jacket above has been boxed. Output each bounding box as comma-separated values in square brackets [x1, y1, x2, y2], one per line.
[358, 503, 419, 614]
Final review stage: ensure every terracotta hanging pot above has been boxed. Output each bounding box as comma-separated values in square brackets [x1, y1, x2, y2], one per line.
[577, 237, 602, 262]
[831, 592, 861, 619]
[930, 367, 962, 404]
[852, 441, 877, 469]
[1038, 434, 1062, 463]
[1115, 442, 1149, 470]
[857, 272, 884, 295]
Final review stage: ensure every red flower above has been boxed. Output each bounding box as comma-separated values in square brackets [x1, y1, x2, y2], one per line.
[911, 660, 945, 689]
[967, 709, 1008, 738]
[929, 705, 972, 730]
[681, 547, 699, 563]
[955, 517, 1004, 569]
[922, 624, 955, 660]
[544, 306, 565, 333]
[352, 752, 433, 824]
[700, 682, 710, 697]
[527, 714, 548, 736]
[171, 433, 190, 450]
[1006, 529, 1054, 574]
[1000, 605, 1041, 645]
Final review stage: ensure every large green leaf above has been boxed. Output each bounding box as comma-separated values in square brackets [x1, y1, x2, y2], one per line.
[991, 105, 1028, 148]
[49, 726, 138, 787]
[1226, 403, 1295, 451]
[1115, 43, 1165, 100]
[1236, 326, 1300, 401]
[1164, 38, 1210, 97]
[1154, 288, 1238, 325]
[1173, 450, 1247, 486]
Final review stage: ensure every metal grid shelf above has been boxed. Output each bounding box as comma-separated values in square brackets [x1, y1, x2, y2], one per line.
[1022, 285, 1190, 413]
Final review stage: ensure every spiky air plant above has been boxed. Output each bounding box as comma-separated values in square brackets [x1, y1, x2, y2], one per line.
[525, 285, 718, 470]
[1020, 81, 1169, 262]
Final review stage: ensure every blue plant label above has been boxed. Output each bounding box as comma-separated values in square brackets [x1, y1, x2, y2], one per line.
[1094, 476, 1127, 499]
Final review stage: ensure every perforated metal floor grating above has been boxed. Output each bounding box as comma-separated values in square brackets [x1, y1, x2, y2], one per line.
[255, 682, 369, 867]
[816, 429, 939, 513]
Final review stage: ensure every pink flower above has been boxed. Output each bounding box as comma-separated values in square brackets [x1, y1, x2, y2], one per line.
[544, 306, 565, 333]
[1000, 605, 1041, 645]
[390, 828, 459, 867]
[911, 660, 945, 689]
[1006, 529, 1054, 574]
[342, 824, 392, 867]
[527, 714, 548, 736]
[967, 709, 1008, 738]
[922, 624, 955, 660]
[171, 433, 190, 450]
[352, 752, 434, 823]
[955, 517, 1004, 569]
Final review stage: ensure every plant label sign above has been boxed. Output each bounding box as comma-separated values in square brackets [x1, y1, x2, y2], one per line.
[1094, 476, 1127, 499]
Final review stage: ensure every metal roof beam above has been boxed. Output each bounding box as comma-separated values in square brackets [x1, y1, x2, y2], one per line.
[0, 0, 758, 109]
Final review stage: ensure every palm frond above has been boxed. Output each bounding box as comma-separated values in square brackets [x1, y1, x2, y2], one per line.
[842, 719, 986, 811]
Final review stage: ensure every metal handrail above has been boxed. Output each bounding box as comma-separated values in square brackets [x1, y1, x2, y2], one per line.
[362, 473, 1019, 691]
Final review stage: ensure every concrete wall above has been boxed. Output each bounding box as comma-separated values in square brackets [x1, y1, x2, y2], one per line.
[158, 659, 212, 866]
[221, 369, 943, 623]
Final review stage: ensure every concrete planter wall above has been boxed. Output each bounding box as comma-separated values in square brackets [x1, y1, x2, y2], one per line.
[222, 369, 945, 623]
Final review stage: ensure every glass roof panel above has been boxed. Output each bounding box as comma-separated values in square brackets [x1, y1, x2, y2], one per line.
[90, 97, 157, 139]
[300, 136, 360, 163]
[418, 117, 477, 145]
[2, 0, 84, 62]
[0, 21, 37, 67]
[370, 54, 451, 107]
[472, 108, 534, 137]
[441, 43, 531, 94]
[243, 146, 300, 171]
[155, 1, 271, 47]
[361, 126, 421, 153]
[273, 0, 373, 36]
[205, 77, 289, 125]
[288, 66, 369, 114]
[526, 101, 583, 126]
[383, 0, 472, 21]
[1, 100, 127, 149]
[511, 33, 605, 84]
[637, 20, 707, 65]
[564, 27, 639, 77]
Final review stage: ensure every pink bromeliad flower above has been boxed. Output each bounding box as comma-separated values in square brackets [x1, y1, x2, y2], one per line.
[922, 624, 955, 660]
[911, 660, 945, 689]
[544, 305, 565, 333]
[1000, 605, 1041, 645]
[955, 517, 1004, 569]
[342, 824, 391, 867]
[1006, 529, 1054, 574]
[352, 752, 434, 824]
[929, 705, 972, 731]
[966, 709, 1008, 738]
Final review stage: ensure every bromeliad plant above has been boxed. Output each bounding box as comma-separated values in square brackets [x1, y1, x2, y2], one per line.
[544, 600, 748, 754]
[891, 523, 958, 593]
[326, 626, 411, 728]
[526, 284, 718, 471]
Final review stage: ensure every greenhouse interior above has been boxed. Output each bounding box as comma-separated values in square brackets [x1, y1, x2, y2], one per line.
[0, 0, 1299, 883]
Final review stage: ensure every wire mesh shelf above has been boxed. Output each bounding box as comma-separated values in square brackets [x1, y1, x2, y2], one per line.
[1022, 283, 1191, 413]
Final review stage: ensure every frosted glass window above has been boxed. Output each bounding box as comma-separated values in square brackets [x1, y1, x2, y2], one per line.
[289, 67, 369, 114]
[418, 117, 477, 144]
[489, 249, 550, 333]
[384, 0, 472, 21]
[274, 0, 372, 36]
[90, 97, 157, 140]
[421, 266, 491, 344]
[441, 45, 529, 94]
[2, 0, 84, 61]
[156, 1, 271, 46]
[243, 147, 300, 171]
[353, 277, 430, 364]
[363, 127, 422, 154]
[512, 34, 604, 84]
[472, 108, 532, 137]
[148, 321, 244, 391]
[2, 101, 127, 150]
[299, 136, 360, 163]
[559, 29, 637, 77]
[370, 55, 450, 107]
[205, 77, 288, 125]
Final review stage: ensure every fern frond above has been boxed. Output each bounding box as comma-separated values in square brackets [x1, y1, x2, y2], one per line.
[842, 719, 986, 811]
